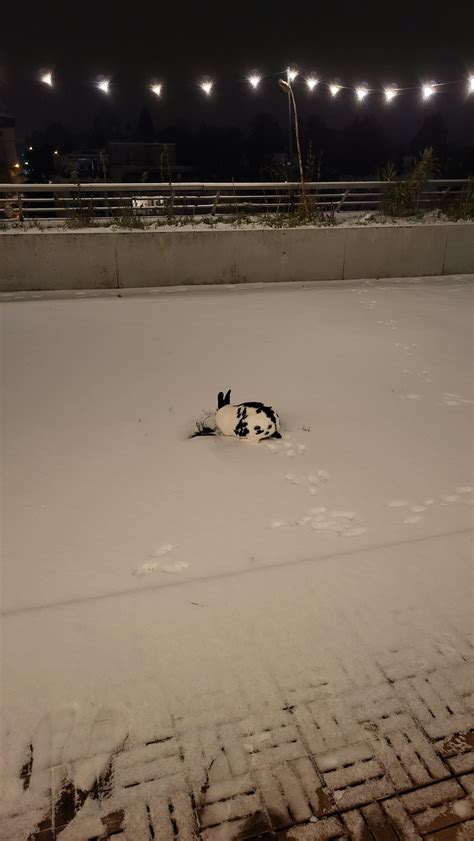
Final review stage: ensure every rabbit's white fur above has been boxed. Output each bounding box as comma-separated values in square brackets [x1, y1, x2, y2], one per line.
[192, 390, 281, 442]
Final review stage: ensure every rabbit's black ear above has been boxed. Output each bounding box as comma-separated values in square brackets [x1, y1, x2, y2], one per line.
[217, 391, 224, 408]
[224, 389, 231, 405]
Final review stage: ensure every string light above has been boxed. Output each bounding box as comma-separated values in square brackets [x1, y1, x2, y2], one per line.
[40, 71, 53, 87]
[200, 80, 213, 95]
[422, 82, 436, 100]
[384, 86, 398, 102]
[96, 78, 111, 94]
[355, 86, 369, 102]
[25, 68, 474, 105]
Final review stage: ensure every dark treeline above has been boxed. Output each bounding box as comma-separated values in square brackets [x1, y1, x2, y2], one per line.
[25, 105, 474, 182]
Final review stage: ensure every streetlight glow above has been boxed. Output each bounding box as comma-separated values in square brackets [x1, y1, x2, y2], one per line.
[248, 73, 261, 89]
[355, 86, 369, 102]
[40, 71, 53, 87]
[468, 76, 474, 93]
[306, 76, 318, 91]
[329, 83, 342, 97]
[384, 86, 398, 102]
[150, 83, 162, 96]
[422, 83, 436, 100]
[200, 80, 213, 95]
[96, 78, 111, 94]
[287, 68, 298, 83]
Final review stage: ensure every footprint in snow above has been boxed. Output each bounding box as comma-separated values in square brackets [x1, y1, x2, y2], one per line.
[14, 704, 129, 840]
[134, 562, 161, 576]
[343, 526, 367, 537]
[160, 561, 189, 574]
[285, 474, 301, 485]
[293, 507, 365, 537]
[266, 439, 307, 457]
[133, 543, 185, 575]
[153, 543, 178, 557]
[284, 472, 329, 493]
[441, 392, 474, 407]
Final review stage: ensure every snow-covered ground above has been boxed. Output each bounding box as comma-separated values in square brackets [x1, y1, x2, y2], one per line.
[1, 276, 473, 840]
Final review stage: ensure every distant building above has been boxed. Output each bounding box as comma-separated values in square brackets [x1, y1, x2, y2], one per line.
[0, 51, 19, 182]
[0, 105, 19, 183]
[107, 142, 177, 182]
[53, 150, 107, 182]
[52, 142, 193, 183]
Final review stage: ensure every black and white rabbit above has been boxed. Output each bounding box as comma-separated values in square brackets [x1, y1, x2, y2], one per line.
[192, 389, 281, 442]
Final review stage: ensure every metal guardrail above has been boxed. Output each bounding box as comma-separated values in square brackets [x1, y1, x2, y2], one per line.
[0, 180, 469, 222]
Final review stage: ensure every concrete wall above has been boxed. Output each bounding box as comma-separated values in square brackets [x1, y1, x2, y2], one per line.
[1, 224, 473, 292]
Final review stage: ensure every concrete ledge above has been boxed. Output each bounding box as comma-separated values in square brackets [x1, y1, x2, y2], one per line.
[1, 224, 473, 292]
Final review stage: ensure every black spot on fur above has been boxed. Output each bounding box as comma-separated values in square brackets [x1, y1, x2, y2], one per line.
[239, 402, 277, 426]
[235, 419, 249, 437]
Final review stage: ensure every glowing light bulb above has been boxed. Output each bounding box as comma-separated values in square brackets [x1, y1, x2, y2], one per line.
[287, 68, 298, 83]
[422, 83, 436, 100]
[248, 73, 261, 89]
[200, 80, 213, 95]
[54, 150, 59, 156]
[468, 77, 474, 93]
[150, 83, 162, 96]
[329, 83, 342, 97]
[384, 86, 398, 102]
[96, 78, 110, 94]
[306, 77, 318, 91]
[40, 71, 53, 87]
[28, 145, 33, 151]
[13, 162, 20, 169]
[355, 86, 369, 102]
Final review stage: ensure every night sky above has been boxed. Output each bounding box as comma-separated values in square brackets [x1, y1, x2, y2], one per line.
[2, 0, 474, 144]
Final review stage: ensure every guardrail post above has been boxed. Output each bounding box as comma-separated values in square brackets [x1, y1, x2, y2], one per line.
[211, 191, 220, 216]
